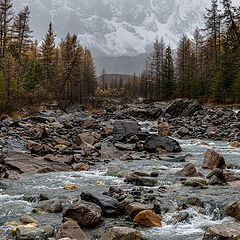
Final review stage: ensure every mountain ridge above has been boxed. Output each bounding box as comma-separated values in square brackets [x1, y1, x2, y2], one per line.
[12, 0, 240, 74]
[13, 0, 211, 57]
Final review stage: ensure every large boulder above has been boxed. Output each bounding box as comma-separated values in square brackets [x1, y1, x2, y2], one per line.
[63, 200, 102, 227]
[144, 135, 182, 153]
[175, 163, 203, 177]
[202, 149, 226, 170]
[113, 120, 140, 140]
[56, 221, 91, 240]
[133, 210, 162, 227]
[80, 192, 119, 216]
[203, 223, 240, 240]
[165, 98, 203, 117]
[101, 226, 147, 240]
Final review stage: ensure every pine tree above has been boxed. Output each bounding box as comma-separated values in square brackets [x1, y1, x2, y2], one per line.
[82, 48, 97, 101]
[162, 46, 175, 99]
[40, 22, 56, 92]
[212, 72, 225, 103]
[221, 25, 240, 92]
[193, 28, 205, 97]
[151, 37, 165, 99]
[204, 0, 222, 68]
[177, 34, 193, 97]
[24, 60, 43, 93]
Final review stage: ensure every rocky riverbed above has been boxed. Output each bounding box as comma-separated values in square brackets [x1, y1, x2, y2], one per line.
[1, 98, 240, 240]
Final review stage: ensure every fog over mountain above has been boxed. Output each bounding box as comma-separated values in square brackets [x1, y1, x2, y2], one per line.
[12, 0, 240, 75]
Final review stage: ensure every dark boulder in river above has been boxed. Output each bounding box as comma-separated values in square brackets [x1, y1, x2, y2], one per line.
[113, 120, 140, 140]
[165, 98, 203, 117]
[144, 135, 182, 153]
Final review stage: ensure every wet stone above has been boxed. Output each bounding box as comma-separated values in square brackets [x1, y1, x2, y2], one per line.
[15, 227, 47, 240]
[56, 221, 91, 240]
[203, 223, 240, 240]
[80, 192, 119, 216]
[101, 226, 148, 240]
[34, 198, 62, 213]
[63, 200, 102, 227]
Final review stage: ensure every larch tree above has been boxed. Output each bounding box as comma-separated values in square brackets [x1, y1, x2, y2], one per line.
[0, 0, 13, 59]
[12, 6, 32, 61]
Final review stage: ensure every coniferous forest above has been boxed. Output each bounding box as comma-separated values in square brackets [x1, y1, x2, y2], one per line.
[0, 0, 240, 113]
[121, 0, 240, 104]
[0, 0, 97, 113]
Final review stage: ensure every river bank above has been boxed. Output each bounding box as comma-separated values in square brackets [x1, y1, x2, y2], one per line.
[1, 98, 240, 240]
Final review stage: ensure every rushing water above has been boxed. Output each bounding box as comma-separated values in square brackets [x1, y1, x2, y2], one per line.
[0, 121, 239, 239]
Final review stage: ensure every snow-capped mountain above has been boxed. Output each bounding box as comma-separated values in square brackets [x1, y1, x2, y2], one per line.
[13, 0, 213, 56]
[12, 0, 240, 74]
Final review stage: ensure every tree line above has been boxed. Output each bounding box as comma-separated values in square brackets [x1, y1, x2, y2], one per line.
[0, 0, 97, 113]
[125, 0, 240, 104]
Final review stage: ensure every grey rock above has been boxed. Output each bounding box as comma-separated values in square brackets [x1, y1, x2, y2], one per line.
[34, 198, 62, 213]
[63, 200, 102, 227]
[80, 192, 119, 216]
[203, 223, 240, 240]
[101, 226, 148, 240]
[56, 221, 91, 240]
[15, 227, 47, 240]
[165, 98, 203, 117]
[113, 120, 140, 140]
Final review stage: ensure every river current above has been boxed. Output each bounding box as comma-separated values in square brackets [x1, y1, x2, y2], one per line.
[0, 121, 239, 240]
